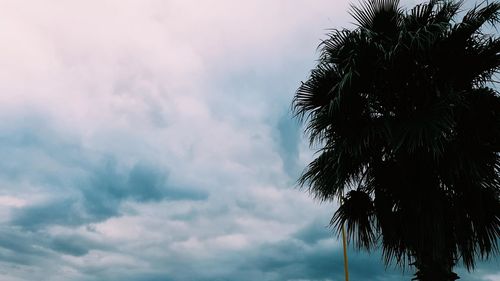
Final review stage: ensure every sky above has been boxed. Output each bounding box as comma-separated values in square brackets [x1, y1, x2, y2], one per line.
[0, 0, 498, 280]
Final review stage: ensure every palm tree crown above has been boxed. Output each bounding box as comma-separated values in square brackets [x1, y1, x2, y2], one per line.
[293, 0, 500, 280]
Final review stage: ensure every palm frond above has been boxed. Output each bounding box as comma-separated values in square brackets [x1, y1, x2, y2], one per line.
[350, 0, 402, 34]
[331, 190, 377, 250]
[450, 1, 500, 42]
[293, 63, 339, 121]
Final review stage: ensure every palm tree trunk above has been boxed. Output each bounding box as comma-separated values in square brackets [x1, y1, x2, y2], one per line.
[412, 257, 459, 281]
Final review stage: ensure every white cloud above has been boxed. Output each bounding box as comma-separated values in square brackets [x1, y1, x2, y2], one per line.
[0, 196, 26, 208]
[484, 274, 500, 281]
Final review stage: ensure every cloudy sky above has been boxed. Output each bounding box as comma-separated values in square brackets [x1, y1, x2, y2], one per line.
[0, 0, 498, 280]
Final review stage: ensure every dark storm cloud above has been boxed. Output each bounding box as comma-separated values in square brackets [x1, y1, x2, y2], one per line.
[245, 234, 408, 281]
[0, 226, 108, 266]
[10, 158, 208, 229]
[3, 117, 207, 230]
[293, 219, 333, 245]
[48, 234, 105, 257]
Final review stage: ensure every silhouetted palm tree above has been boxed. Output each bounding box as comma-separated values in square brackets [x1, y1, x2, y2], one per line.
[293, 0, 500, 280]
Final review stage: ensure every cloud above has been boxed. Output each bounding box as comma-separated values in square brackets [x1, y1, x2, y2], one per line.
[0, 115, 207, 230]
[48, 234, 104, 257]
[9, 155, 208, 229]
[292, 218, 333, 245]
[275, 111, 303, 180]
[0, 0, 497, 281]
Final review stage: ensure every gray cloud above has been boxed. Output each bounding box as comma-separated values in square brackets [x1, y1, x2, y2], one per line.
[292, 218, 333, 245]
[11, 200, 83, 229]
[275, 111, 302, 180]
[3, 116, 207, 230]
[48, 234, 105, 257]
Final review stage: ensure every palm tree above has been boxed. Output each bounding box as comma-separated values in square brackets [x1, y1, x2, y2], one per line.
[292, 0, 500, 280]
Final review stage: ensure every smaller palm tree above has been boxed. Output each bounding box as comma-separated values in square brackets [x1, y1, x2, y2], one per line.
[293, 1, 500, 280]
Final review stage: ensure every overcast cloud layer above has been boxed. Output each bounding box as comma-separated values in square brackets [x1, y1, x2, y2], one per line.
[0, 1, 498, 280]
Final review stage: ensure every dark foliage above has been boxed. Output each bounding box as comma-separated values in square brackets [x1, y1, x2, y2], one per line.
[293, 0, 500, 280]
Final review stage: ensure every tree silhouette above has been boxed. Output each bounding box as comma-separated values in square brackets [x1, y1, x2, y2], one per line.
[293, 0, 500, 280]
